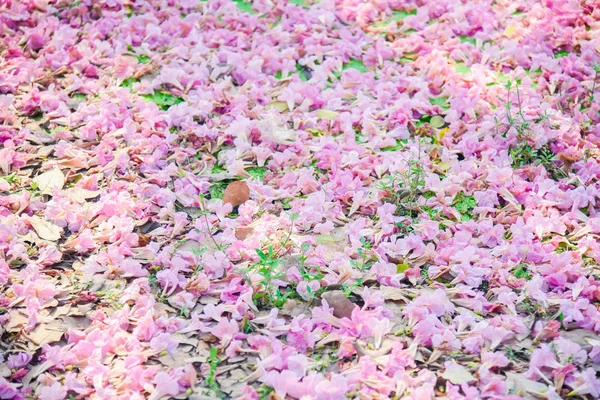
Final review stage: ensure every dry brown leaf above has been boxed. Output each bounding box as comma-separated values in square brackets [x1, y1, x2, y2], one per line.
[33, 168, 65, 195]
[235, 227, 254, 240]
[222, 181, 250, 207]
[28, 215, 63, 241]
[23, 322, 66, 346]
[380, 286, 411, 302]
[321, 290, 356, 319]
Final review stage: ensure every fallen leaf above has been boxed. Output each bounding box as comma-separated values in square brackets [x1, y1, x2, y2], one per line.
[257, 117, 297, 145]
[23, 322, 66, 346]
[441, 361, 476, 385]
[316, 109, 339, 120]
[63, 187, 100, 202]
[33, 168, 65, 195]
[380, 286, 411, 302]
[28, 216, 63, 241]
[505, 372, 554, 397]
[235, 227, 254, 240]
[222, 181, 250, 207]
[321, 290, 356, 319]
[430, 115, 445, 129]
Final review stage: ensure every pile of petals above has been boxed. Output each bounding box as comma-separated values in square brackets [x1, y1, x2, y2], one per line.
[1, 0, 600, 399]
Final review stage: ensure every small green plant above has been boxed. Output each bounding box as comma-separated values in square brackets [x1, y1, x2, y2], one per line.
[1, 173, 18, 184]
[511, 263, 532, 280]
[248, 246, 290, 308]
[341, 278, 363, 297]
[379, 141, 426, 217]
[204, 347, 225, 398]
[350, 237, 375, 272]
[453, 192, 477, 221]
[501, 80, 566, 179]
[589, 63, 599, 104]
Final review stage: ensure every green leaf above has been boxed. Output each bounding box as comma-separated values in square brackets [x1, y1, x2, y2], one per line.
[140, 91, 184, 110]
[121, 77, 137, 89]
[381, 139, 406, 152]
[453, 192, 477, 219]
[343, 59, 368, 73]
[455, 63, 471, 74]
[289, 0, 310, 7]
[233, 0, 257, 14]
[256, 249, 267, 261]
[137, 54, 151, 64]
[554, 50, 569, 59]
[459, 35, 476, 45]
[316, 109, 339, 120]
[429, 97, 449, 109]
[211, 164, 227, 174]
[397, 263, 410, 273]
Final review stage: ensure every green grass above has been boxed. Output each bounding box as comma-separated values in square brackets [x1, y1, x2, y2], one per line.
[141, 91, 184, 110]
[455, 63, 472, 74]
[453, 192, 477, 221]
[343, 59, 368, 73]
[289, 0, 310, 7]
[247, 167, 268, 181]
[209, 180, 233, 200]
[233, 0, 257, 14]
[373, 9, 417, 27]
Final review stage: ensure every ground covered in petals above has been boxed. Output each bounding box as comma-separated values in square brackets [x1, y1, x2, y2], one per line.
[1, 0, 600, 399]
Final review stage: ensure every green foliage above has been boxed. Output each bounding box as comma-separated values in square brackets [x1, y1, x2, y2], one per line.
[501, 80, 566, 179]
[349, 238, 375, 272]
[204, 347, 225, 398]
[381, 139, 408, 152]
[121, 77, 137, 89]
[247, 167, 268, 181]
[233, 0, 257, 14]
[341, 278, 363, 297]
[459, 35, 476, 45]
[343, 59, 368, 73]
[208, 180, 233, 200]
[211, 164, 227, 174]
[429, 97, 450, 109]
[455, 63, 471, 74]
[379, 142, 426, 218]
[554, 50, 569, 58]
[137, 54, 151, 64]
[249, 246, 292, 308]
[453, 192, 477, 221]
[289, 0, 310, 8]
[511, 263, 532, 280]
[275, 63, 310, 81]
[140, 91, 184, 110]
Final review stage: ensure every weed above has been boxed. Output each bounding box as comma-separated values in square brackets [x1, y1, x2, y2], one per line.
[589, 63, 599, 104]
[350, 237, 375, 272]
[248, 246, 290, 308]
[379, 140, 426, 217]
[197, 194, 223, 251]
[453, 192, 477, 221]
[500, 80, 567, 179]
[256, 385, 275, 399]
[511, 263, 532, 280]
[204, 347, 225, 398]
[341, 278, 363, 297]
